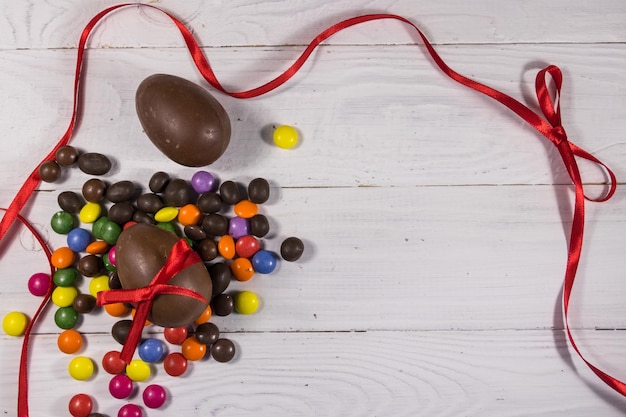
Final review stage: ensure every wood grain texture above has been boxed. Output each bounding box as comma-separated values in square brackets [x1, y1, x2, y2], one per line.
[1, 0, 626, 416]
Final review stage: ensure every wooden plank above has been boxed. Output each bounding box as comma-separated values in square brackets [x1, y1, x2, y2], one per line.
[0, 44, 624, 196]
[1, 0, 625, 50]
[1, 185, 624, 333]
[1, 330, 625, 416]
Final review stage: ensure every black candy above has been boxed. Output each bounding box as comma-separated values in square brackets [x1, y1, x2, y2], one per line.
[111, 319, 133, 345]
[149, 171, 170, 193]
[208, 262, 231, 296]
[58, 191, 85, 213]
[248, 178, 270, 204]
[106, 180, 136, 203]
[219, 181, 242, 205]
[249, 214, 270, 238]
[196, 192, 223, 213]
[163, 178, 191, 207]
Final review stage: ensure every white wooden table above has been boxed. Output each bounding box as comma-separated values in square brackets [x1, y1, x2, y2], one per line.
[1, 1, 626, 416]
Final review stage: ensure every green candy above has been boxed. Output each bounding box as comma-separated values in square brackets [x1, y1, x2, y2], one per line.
[156, 221, 178, 235]
[101, 221, 122, 245]
[54, 306, 79, 330]
[92, 216, 109, 239]
[53, 268, 78, 287]
[50, 211, 75, 234]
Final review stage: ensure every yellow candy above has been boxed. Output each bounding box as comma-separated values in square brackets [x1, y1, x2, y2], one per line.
[126, 359, 151, 382]
[89, 275, 110, 298]
[68, 356, 94, 380]
[2, 311, 28, 336]
[51, 286, 78, 307]
[154, 206, 179, 223]
[273, 125, 299, 149]
[234, 291, 260, 314]
[79, 202, 102, 223]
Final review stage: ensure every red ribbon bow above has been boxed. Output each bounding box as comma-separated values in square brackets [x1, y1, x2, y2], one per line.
[96, 238, 206, 364]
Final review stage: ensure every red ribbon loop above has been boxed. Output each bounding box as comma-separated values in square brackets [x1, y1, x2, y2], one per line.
[96, 238, 206, 363]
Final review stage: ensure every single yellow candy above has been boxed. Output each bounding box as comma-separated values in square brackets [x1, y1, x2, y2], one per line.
[68, 356, 94, 380]
[79, 202, 102, 223]
[51, 286, 78, 307]
[154, 206, 179, 223]
[89, 275, 110, 298]
[2, 311, 28, 336]
[126, 359, 151, 382]
[273, 125, 299, 149]
[234, 290, 260, 314]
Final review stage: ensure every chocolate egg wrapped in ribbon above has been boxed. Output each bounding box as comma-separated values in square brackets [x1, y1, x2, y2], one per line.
[115, 223, 212, 327]
[136, 73, 231, 167]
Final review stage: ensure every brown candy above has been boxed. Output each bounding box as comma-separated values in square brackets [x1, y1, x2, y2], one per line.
[194, 322, 219, 345]
[78, 152, 112, 176]
[72, 294, 97, 314]
[249, 214, 270, 238]
[248, 178, 270, 204]
[58, 191, 85, 213]
[196, 239, 217, 262]
[208, 262, 231, 296]
[211, 293, 233, 316]
[219, 180, 242, 205]
[163, 179, 191, 207]
[136, 193, 164, 214]
[111, 319, 133, 345]
[201, 213, 228, 236]
[82, 179, 107, 203]
[115, 223, 212, 327]
[196, 192, 223, 213]
[39, 161, 61, 183]
[135, 74, 231, 167]
[280, 237, 304, 262]
[211, 338, 235, 362]
[78, 254, 103, 277]
[106, 180, 136, 203]
[55, 146, 79, 166]
[108, 202, 135, 225]
[149, 171, 170, 193]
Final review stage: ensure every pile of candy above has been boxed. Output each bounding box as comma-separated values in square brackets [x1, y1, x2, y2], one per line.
[3, 141, 304, 417]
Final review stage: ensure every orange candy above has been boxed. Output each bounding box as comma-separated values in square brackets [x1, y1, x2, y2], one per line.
[105, 302, 130, 317]
[57, 329, 83, 354]
[230, 257, 255, 282]
[181, 336, 206, 361]
[233, 200, 258, 219]
[51, 247, 75, 269]
[178, 204, 202, 226]
[217, 235, 235, 259]
[85, 240, 109, 255]
[194, 304, 212, 325]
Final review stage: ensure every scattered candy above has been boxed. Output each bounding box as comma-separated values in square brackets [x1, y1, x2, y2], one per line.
[138, 338, 165, 363]
[102, 350, 126, 375]
[194, 322, 219, 345]
[109, 374, 134, 399]
[39, 160, 62, 183]
[55, 145, 79, 166]
[57, 329, 83, 354]
[55, 306, 79, 329]
[126, 359, 151, 382]
[163, 352, 188, 377]
[194, 304, 213, 325]
[2, 311, 28, 336]
[28, 272, 51, 296]
[164, 326, 188, 345]
[211, 338, 236, 363]
[68, 393, 93, 417]
[234, 291, 260, 314]
[79, 202, 102, 223]
[251, 249, 278, 274]
[181, 336, 206, 361]
[190, 171, 215, 193]
[233, 200, 258, 219]
[154, 206, 178, 223]
[77, 152, 111, 176]
[217, 235, 236, 259]
[247, 178, 270, 204]
[52, 285, 78, 307]
[273, 125, 299, 149]
[230, 257, 255, 282]
[228, 216, 249, 239]
[143, 384, 167, 409]
[83, 179, 107, 203]
[68, 356, 95, 380]
[89, 275, 110, 298]
[53, 268, 78, 287]
[51, 211, 75, 234]
[51, 246, 75, 269]
[118, 403, 143, 417]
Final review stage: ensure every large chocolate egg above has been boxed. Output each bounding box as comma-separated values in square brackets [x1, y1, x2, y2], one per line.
[115, 223, 212, 327]
[135, 74, 231, 167]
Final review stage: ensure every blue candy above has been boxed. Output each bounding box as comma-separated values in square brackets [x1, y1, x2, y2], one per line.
[138, 338, 165, 363]
[251, 250, 278, 274]
[66, 228, 92, 252]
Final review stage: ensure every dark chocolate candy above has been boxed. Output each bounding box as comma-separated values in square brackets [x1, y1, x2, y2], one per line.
[72, 294, 97, 314]
[77, 254, 103, 277]
[280, 237, 304, 262]
[135, 74, 231, 167]
[115, 223, 212, 327]
[78, 153, 111, 176]
[163, 179, 191, 207]
[219, 180, 242, 205]
[112, 319, 133, 345]
[248, 178, 270, 204]
[108, 202, 135, 225]
[249, 214, 270, 238]
[201, 213, 229, 236]
[211, 293, 233, 316]
[194, 322, 219, 345]
[58, 191, 85, 213]
[106, 180, 136, 203]
[211, 338, 235, 362]
[137, 193, 165, 214]
[149, 171, 170, 193]
[196, 192, 223, 213]
[82, 179, 107, 203]
[196, 239, 218, 262]
[208, 262, 231, 296]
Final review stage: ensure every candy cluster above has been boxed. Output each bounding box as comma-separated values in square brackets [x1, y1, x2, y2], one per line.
[5, 144, 304, 417]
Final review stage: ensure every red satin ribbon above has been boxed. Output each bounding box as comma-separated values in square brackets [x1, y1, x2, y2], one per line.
[96, 238, 206, 363]
[0, 4, 621, 416]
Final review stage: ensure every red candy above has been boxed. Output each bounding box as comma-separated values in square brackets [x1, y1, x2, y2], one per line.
[163, 352, 188, 377]
[235, 235, 260, 258]
[68, 393, 93, 417]
[102, 350, 126, 375]
[164, 326, 188, 345]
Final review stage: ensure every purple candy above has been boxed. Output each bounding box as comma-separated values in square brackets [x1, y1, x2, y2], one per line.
[229, 217, 249, 240]
[191, 171, 216, 193]
[143, 384, 167, 409]
[109, 374, 133, 399]
[28, 272, 51, 296]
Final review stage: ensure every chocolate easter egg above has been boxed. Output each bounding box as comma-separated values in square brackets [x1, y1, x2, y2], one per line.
[115, 223, 212, 327]
[135, 74, 231, 167]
